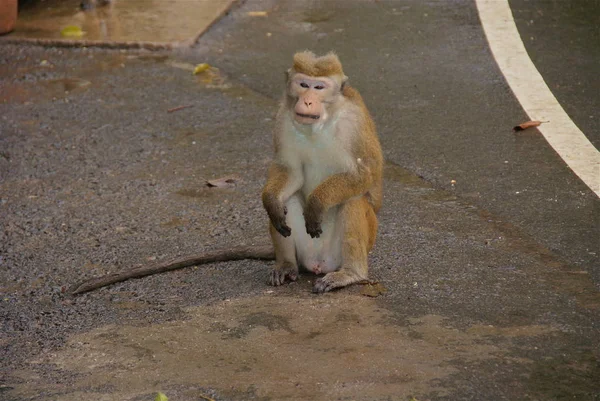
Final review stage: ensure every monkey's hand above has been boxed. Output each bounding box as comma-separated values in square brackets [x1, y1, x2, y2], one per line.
[303, 198, 323, 238]
[263, 193, 292, 237]
[272, 213, 292, 237]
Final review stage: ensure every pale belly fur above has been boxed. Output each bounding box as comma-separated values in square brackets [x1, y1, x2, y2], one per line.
[285, 194, 342, 274]
[280, 115, 356, 274]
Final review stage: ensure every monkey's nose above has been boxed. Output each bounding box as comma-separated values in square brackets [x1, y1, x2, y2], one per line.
[304, 100, 312, 107]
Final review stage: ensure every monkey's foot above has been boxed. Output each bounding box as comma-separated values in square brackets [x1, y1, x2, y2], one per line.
[312, 271, 363, 293]
[269, 262, 299, 286]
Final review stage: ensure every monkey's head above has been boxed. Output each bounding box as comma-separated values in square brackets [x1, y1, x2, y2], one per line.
[287, 51, 348, 125]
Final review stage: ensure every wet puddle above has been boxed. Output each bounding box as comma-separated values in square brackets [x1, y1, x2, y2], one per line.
[0, 77, 93, 103]
[44, 76, 91, 92]
[9, 0, 234, 44]
[9, 295, 557, 401]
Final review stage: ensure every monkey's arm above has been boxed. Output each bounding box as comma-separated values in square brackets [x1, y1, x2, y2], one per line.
[304, 158, 375, 238]
[262, 161, 304, 237]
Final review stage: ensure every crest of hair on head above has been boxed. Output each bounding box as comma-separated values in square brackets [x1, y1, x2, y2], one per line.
[293, 51, 345, 79]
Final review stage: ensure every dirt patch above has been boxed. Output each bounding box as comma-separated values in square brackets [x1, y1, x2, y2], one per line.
[8, 295, 558, 401]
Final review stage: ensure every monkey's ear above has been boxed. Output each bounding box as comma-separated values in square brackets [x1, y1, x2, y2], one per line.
[340, 76, 349, 91]
[285, 68, 292, 82]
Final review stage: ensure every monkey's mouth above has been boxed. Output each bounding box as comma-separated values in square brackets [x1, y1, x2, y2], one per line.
[296, 113, 320, 120]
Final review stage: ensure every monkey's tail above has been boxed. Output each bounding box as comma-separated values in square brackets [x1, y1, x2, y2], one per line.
[70, 245, 275, 295]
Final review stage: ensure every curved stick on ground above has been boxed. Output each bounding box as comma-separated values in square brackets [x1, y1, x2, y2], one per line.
[71, 245, 275, 295]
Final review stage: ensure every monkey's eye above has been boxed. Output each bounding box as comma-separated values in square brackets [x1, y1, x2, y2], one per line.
[300, 82, 309, 88]
[315, 85, 325, 90]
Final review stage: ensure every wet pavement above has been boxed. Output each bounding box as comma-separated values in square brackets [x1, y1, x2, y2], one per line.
[7, 0, 234, 45]
[1, 0, 599, 400]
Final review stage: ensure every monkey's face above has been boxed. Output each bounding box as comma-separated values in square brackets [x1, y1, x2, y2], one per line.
[289, 73, 339, 125]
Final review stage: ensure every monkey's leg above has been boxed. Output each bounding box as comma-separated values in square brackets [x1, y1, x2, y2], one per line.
[313, 197, 377, 293]
[268, 195, 305, 286]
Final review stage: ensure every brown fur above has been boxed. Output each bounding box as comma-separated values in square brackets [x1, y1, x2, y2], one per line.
[292, 51, 345, 77]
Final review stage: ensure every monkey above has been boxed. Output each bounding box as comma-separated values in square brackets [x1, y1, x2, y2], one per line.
[70, 51, 382, 296]
[262, 51, 383, 293]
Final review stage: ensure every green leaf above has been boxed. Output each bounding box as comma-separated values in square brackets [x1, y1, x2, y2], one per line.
[61, 26, 85, 37]
[193, 63, 210, 75]
[155, 392, 168, 401]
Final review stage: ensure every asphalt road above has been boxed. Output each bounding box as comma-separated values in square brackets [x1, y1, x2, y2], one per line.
[511, 0, 600, 150]
[0, 0, 598, 400]
[194, 0, 599, 284]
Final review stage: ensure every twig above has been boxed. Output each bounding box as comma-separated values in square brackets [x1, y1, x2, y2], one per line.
[71, 245, 275, 295]
[167, 104, 193, 113]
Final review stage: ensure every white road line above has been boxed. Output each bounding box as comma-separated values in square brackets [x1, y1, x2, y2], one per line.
[476, 0, 600, 197]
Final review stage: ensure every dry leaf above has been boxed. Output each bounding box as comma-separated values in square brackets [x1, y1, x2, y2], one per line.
[360, 282, 388, 297]
[513, 120, 546, 131]
[248, 11, 268, 17]
[206, 175, 240, 188]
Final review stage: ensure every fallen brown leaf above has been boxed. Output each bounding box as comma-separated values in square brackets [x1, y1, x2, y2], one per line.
[513, 120, 547, 132]
[360, 282, 388, 297]
[206, 175, 240, 188]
